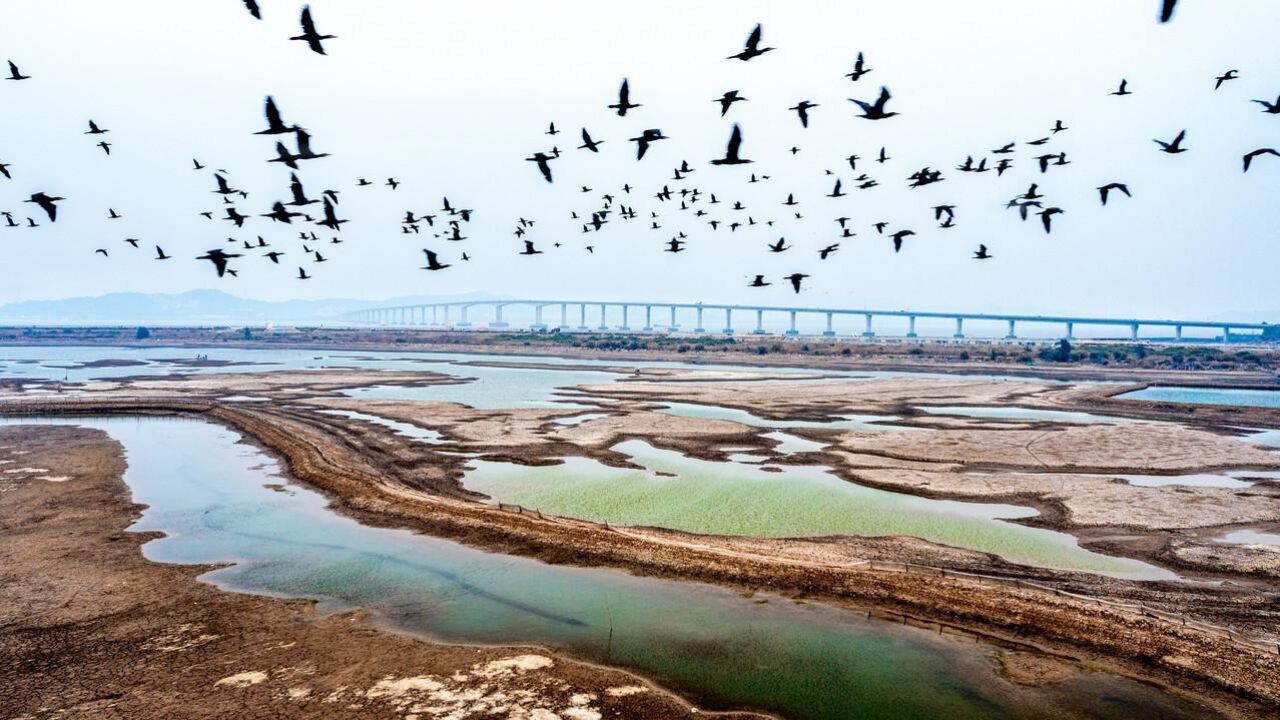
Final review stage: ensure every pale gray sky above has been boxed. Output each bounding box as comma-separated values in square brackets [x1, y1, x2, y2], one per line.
[2, 0, 1278, 319]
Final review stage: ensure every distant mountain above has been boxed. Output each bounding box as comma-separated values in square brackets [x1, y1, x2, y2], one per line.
[0, 289, 502, 325]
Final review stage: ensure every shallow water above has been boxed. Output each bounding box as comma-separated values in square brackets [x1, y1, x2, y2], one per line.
[1111, 470, 1280, 489]
[916, 405, 1136, 424]
[1118, 386, 1280, 409]
[461, 440, 1173, 580]
[658, 401, 905, 430]
[0, 416, 1211, 720]
[316, 409, 445, 444]
[1217, 530, 1280, 546]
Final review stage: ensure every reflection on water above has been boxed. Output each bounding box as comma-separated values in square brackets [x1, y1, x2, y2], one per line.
[461, 440, 1173, 580]
[0, 416, 1210, 720]
[1118, 386, 1280, 409]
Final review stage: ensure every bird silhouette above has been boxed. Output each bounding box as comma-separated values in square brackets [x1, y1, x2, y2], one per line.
[420, 249, 451, 270]
[1097, 182, 1131, 205]
[318, 198, 347, 230]
[710, 124, 751, 165]
[748, 275, 771, 287]
[6, 61, 30, 80]
[94, 248, 109, 258]
[1154, 129, 1188, 153]
[1038, 207, 1064, 233]
[287, 173, 317, 206]
[155, 246, 171, 260]
[850, 87, 897, 119]
[1243, 148, 1280, 173]
[729, 24, 773, 61]
[846, 52, 872, 81]
[890, 229, 914, 252]
[297, 267, 311, 279]
[789, 100, 818, 128]
[714, 90, 747, 116]
[294, 128, 329, 160]
[243, 0, 262, 18]
[526, 152, 555, 182]
[264, 251, 285, 264]
[25, 192, 63, 222]
[784, 273, 808, 293]
[85, 120, 109, 135]
[767, 238, 790, 253]
[256, 96, 296, 135]
[819, 244, 839, 259]
[578, 128, 604, 152]
[520, 240, 542, 255]
[107, 208, 122, 220]
[629, 129, 668, 160]
[1160, 0, 1178, 22]
[290, 6, 335, 55]
[124, 238, 138, 247]
[97, 141, 112, 155]
[608, 78, 640, 116]
[973, 244, 992, 260]
[1252, 96, 1280, 114]
[196, 249, 242, 277]
[1111, 79, 1132, 96]
[1214, 69, 1239, 90]
[665, 238, 686, 253]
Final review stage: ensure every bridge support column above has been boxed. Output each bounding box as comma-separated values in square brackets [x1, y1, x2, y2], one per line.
[695, 307, 705, 334]
[1223, 326, 1231, 343]
[1175, 325, 1183, 341]
[862, 313, 875, 338]
[668, 306, 678, 332]
[1065, 321, 1073, 339]
[532, 305, 546, 330]
[458, 305, 471, 327]
[907, 316, 917, 338]
[823, 312, 835, 337]
[1006, 319, 1017, 340]
[490, 304, 509, 328]
[643, 305, 653, 332]
[786, 311, 798, 336]
[620, 305, 630, 331]
[723, 308, 734, 335]
[753, 309, 766, 334]
[559, 303, 567, 329]
[598, 304, 608, 331]
[578, 303, 588, 330]
[1130, 323, 1139, 341]
[953, 318, 965, 339]
[443, 306, 451, 325]
[431, 306, 438, 325]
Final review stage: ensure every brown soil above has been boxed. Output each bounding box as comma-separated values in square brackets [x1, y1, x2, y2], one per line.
[0, 425, 760, 720]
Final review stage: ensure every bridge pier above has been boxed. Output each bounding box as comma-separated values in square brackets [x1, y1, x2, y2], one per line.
[1005, 319, 1017, 340]
[668, 306, 679, 332]
[862, 313, 875, 338]
[1065, 321, 1073, 339]
[1175, 325, 1183, 341]
[953, 317, 965, 339]
[489, 304, 509, 328]
[823, 312, 835, 337]
[1130, 323, 1139, 341]
[620, 305, 631, 331]
[786, 310, 798, 336]
[1223, 326, 1231, 343]
[458, 305, 471, 328]
[598, 303, 608, 331]
[753, 309, 766, 334]
[531, 305, 546, 330]
[643, 305, 653, 332]
[723, 308, 734, 335]
[695, 307, 705, 334]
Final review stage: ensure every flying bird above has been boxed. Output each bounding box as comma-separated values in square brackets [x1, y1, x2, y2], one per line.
[1251, 95, 1280, 114]
[257, 96, 296, 135]
[789, 100, 818, 128]
[24, 192, 63, 222]
[714, 90, 747, 116]
[1160, 0, 1178, 22]
[748, 275, 771, 287]
[196, 249, 242, 277]
[629, 129, 668, 160]
[520, 240, 543, 255]
[526, 152, 555, 182]
[710, 124, 751, 165]
[1214, 69, 1239, 90]
[243, 0, 262, 19]
[578, 128, 604, 152]
[819, 244, 839, 259]
[973, 244, 993, 260]
[850, 87, 897, 119]
[1243, 148, 1280, 173]
[1154, 129, 1188, 153]
[1097, 182, 1131, 205]
[6, 61, 30, 80]
[1038, 207, 1064, 234]
[783, 273, 808, 293]
[608, 78, 640, 116]
[845, 52, 872, 81]
[97, 141, 112, 155]
[155, 246, 171, 260]
[890, 229, 915, 252]
[729, 23, 773, 61]
[85, 120, 109, 135]
[297, 267, 311, 280]
[290, 5, 335, 55]
[1111, 79, 1132, 96]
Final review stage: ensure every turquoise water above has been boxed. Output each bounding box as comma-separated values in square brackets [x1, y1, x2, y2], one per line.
[461, 440, 1174, 580]
[1119, 386, 1280, 408]
[0, 416, 1212, 720]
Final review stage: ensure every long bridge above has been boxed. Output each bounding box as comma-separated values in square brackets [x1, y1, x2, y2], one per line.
[345, 300, 1275, 342]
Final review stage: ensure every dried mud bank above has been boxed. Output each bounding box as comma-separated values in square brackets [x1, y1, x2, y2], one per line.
[0, 424, 758, 720]
[2, 398, 1278, 718]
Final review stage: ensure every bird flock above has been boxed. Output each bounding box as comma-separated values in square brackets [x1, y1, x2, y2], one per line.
[1, 2, 1275, 295]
